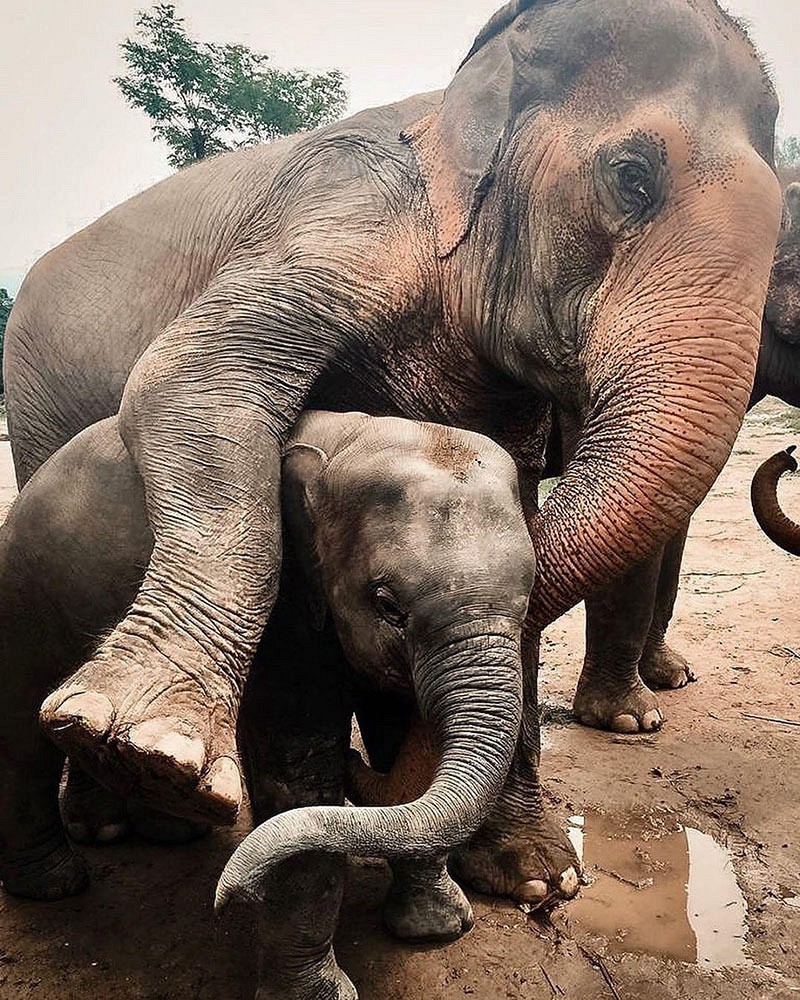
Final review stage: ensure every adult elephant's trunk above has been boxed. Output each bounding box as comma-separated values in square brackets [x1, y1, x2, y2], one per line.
[528, 151, 781, 628]
[751, 447, 800, 556]
[215, 635, 521, 910]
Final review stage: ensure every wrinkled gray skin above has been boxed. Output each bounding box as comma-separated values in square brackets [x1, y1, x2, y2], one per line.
[570, 183, 800, 734]
[3, 0, 781, 901]
[0, 410, 537, 999]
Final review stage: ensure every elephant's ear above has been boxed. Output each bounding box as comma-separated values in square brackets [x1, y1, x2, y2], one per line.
[402, 0, 539, 256]
[282, 443, 329, 631]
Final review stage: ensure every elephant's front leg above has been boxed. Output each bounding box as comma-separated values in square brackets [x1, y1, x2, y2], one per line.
[40, 269, 346, 824]
[572, 552, 666, 733]
[449, 634, 580, 907]
[639, 527, 696, 690]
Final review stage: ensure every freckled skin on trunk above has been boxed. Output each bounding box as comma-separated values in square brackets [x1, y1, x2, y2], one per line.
[4, 0, 783, 905]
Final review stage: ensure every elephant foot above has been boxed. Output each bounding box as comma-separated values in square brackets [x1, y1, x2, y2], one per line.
[385, 860, 474, 943]
[127, 801, 211, 844]
[639, 640, 696, 690]
[573, 665, 663, 734]
[1, 840, 89, 901]
[61, 763, 130, 845]
[40, 652, 243, 826]
[450, 810, 580, 908]
[256, 951, 357, 1000]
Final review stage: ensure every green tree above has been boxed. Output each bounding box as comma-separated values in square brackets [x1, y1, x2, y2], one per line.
[114, 4, 348, 168]
[0, 289, 13, 396]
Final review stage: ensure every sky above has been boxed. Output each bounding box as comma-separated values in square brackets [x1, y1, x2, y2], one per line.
[1, 0, 798, 294]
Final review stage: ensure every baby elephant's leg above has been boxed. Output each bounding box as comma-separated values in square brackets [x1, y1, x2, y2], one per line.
[237, 594, 356, 1000]
[351, 693, 473, 943]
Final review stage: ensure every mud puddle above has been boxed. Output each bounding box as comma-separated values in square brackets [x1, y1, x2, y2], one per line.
[566, 810, 748, 969]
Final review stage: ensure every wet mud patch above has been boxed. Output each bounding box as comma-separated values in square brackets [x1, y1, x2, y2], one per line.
[566, 809, 747, 969]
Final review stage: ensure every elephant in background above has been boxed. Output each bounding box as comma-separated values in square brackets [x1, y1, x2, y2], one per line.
[0, 408, 548, 998]
[568, 182, 800, 733]
[4, 0, 781, 899]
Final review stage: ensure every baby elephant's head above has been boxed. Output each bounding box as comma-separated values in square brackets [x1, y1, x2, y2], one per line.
[285, 413, 535, 694]
[215, 412, 535, 912]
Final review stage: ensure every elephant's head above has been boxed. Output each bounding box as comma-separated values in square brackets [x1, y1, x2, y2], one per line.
[215, 411, 533, 908]
[751, 446, 800, 556]
[756, 183, 800, 407]
[405, 0, 782, 625]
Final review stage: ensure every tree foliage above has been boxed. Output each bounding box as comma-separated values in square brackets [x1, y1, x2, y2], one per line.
[0, 289, 13, 396]
[114, 4, 348, 168]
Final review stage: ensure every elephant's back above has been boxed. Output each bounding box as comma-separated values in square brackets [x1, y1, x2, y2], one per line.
[4, 91, 441, 483]
[3, 137, 306, 481]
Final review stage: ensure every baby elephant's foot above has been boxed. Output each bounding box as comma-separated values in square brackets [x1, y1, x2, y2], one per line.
[40, 646, 243, 826]
[61, 764, 130, 845]
[573, 665, 663, 734]
[640, 640, 696, 690]
[385, 857, 474, 943]
[1, 839, 89, 901]
[256, 952, 357, 1000]
[450, 811, 580, 908]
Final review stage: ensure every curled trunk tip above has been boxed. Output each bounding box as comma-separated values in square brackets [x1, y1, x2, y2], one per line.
[751, 446, 800, 556]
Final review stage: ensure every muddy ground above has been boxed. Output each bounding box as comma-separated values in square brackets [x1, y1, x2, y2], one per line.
[0, 400, 799, 1000]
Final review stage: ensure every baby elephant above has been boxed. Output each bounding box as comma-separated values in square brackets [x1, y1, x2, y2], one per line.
[0, 410, 537, 1000]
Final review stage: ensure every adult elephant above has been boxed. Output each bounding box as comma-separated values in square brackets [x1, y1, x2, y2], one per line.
[3, 0, 781, 902]
[571, 183, 800, 733]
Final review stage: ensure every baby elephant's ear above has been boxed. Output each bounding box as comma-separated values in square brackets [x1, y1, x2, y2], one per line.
[282, 444, 329, 631]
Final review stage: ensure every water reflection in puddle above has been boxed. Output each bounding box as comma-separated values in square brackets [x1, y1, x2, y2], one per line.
[566, 811, 748, 969]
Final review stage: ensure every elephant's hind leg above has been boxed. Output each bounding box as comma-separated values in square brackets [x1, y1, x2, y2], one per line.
[573, 553, 665, 733]
[639, 528, 696, 690]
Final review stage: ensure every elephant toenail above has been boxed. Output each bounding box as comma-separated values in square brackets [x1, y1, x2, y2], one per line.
[95, 823, 129, 844]
[558, 867, 580, 898]
[642, 709, 663, 731]
[66, 822, 90, 843]
[611, 713, 639, 734]
[124, 718, 206, 778]
[203, 757, 243, 816]
[515, 879, 550, 903]
[42, 690, 115, 738]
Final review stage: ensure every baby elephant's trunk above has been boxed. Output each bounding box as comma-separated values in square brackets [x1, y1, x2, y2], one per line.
[215, 636, 522, 910]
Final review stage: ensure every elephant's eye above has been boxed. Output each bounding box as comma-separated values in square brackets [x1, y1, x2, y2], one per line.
[372, 586, 408, 629]
[615, 160, 654, 218]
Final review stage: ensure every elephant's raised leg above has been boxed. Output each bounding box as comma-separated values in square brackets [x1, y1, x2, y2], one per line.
[237, 583, 356, 1000]
[639, 528, 695, 690]
[40, 270, 350, 825]
[573, 552, 665, 733]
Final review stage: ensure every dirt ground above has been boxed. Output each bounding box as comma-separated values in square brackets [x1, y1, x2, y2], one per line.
[1, 400, 799, 1000]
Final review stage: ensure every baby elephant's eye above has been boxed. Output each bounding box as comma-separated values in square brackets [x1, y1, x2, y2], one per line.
[372, 586, 409, 629]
